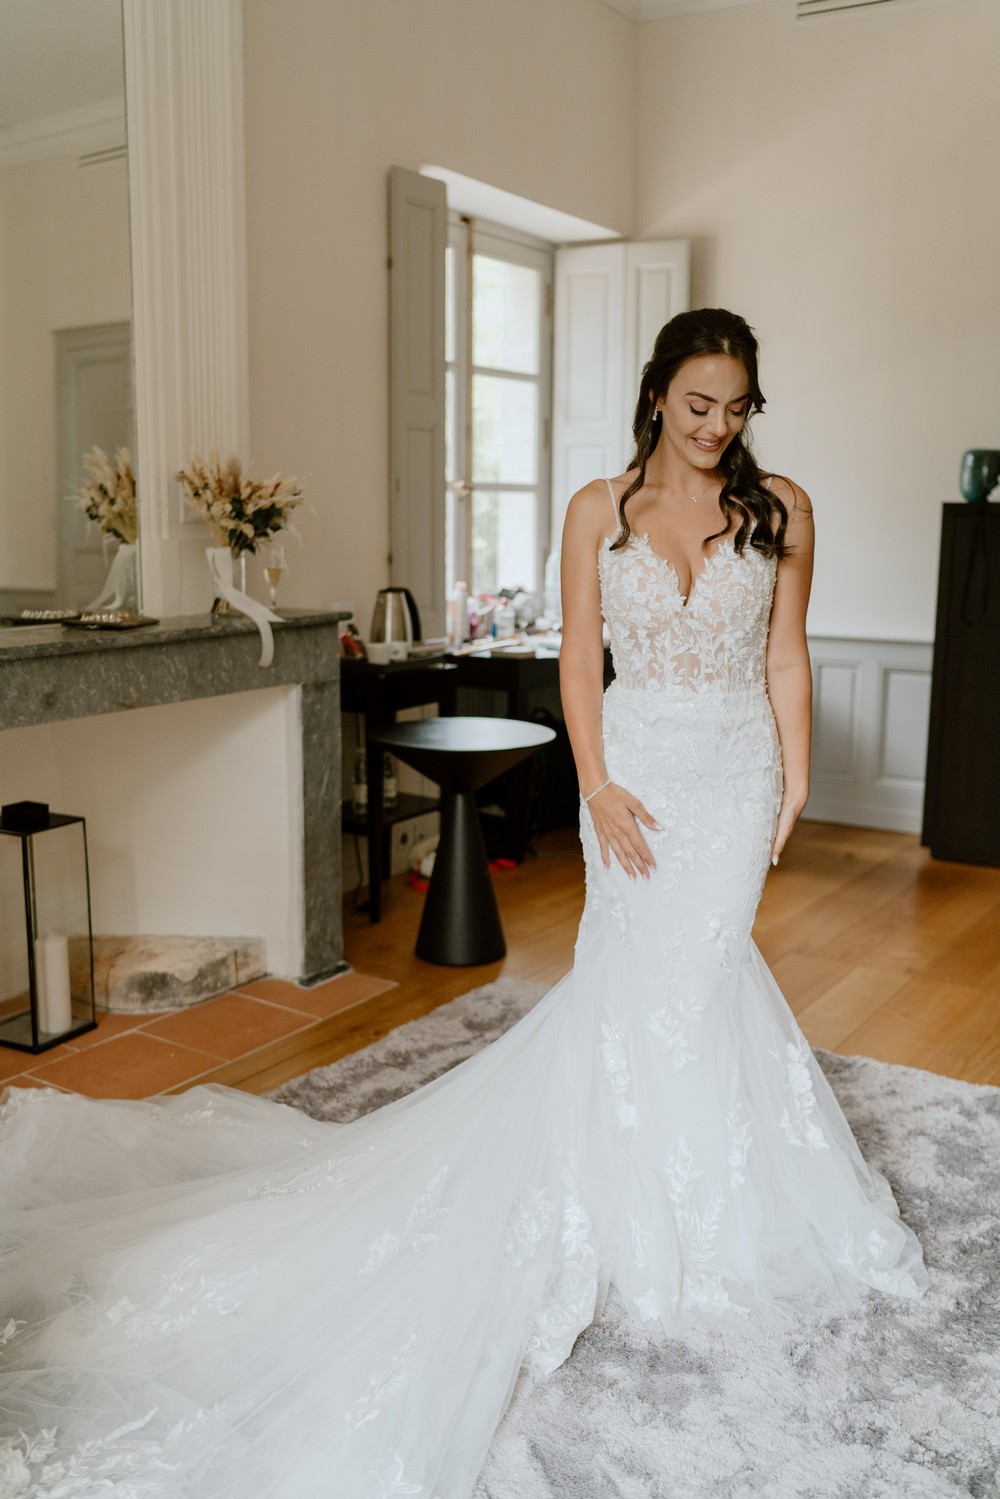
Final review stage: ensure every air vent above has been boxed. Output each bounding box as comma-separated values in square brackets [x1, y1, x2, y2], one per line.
[798, 0, 903, 16]
[77, 145, 127, 170]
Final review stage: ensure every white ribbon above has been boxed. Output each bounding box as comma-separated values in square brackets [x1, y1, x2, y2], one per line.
[86, 542, 137, 612]
[206, 546, 282, 668]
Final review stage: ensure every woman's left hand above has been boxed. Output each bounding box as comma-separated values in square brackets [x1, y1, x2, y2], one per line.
[770, 795, 806, 866]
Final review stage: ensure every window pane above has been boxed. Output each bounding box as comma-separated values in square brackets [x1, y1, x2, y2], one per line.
[471, 490, 538, 595]
[445, 244, 455, 365]
[445, 367, 455, 483]
[472, 374, 536, 485]
[445, 486, 455, 597]
[473, 255, 539, 374]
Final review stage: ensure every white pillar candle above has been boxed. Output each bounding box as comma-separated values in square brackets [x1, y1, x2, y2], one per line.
[32, 936, 50, 1033]
[41, 935, 72, 1034]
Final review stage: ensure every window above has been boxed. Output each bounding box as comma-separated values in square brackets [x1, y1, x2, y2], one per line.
[445, 216, 553, 600]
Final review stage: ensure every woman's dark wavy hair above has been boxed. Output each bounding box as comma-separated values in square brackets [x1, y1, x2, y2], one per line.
[612, 307, 788, 560]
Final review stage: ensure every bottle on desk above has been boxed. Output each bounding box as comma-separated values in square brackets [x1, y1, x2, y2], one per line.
[351, 746, 368, 815]
[493, 599, 516, 639]
[447, 581, 469, 648]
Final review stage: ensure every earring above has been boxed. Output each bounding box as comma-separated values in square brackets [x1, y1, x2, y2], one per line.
[651, 407, 661, 424]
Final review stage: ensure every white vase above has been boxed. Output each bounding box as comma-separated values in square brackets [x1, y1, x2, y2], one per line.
[86, 541, 138, 613]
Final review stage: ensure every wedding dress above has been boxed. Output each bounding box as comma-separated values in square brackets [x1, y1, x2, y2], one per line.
[0, 477, 929, 1499]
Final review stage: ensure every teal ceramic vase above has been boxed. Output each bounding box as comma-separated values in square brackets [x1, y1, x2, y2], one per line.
[960, 449, 1000, 503]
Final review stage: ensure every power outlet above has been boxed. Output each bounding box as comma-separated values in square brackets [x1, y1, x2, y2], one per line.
[390, 813, 440, 875]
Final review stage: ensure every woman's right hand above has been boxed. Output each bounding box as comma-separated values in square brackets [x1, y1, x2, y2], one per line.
[585, 781, 661, 879]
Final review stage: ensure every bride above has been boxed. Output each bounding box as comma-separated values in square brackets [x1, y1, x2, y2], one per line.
[0, 308, 928, 1499]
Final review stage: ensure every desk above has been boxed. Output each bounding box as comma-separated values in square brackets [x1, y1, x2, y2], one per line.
[340, 656, 458, 921]
[451, 644, 615, 857]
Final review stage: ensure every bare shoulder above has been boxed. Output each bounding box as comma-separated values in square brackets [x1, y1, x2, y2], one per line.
[563, 476, 618, 546]
[762, 472, 813, 518]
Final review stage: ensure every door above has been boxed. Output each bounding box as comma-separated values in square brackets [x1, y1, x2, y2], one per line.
[56, 321, 135, 608]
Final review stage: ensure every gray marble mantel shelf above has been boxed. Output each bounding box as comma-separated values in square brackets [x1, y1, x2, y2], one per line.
[0, 608, 351, 985]
[0, 609, 350, 725]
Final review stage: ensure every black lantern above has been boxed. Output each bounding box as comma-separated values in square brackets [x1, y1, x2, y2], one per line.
[0, 801, 97, 1053]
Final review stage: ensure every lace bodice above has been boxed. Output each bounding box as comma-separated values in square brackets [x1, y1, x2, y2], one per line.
[598, 477, 777, 694]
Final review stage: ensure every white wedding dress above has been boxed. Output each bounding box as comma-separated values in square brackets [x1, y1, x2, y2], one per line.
[0, 478, 929, 1499]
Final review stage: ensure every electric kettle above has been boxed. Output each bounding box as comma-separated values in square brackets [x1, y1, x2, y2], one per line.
[369, 586, 422, 647]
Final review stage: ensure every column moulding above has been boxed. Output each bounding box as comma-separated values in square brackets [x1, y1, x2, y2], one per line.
[123, 0, 249, 618]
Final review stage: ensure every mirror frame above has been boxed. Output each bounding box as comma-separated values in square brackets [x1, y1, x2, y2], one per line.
[123, 0, 249, 617]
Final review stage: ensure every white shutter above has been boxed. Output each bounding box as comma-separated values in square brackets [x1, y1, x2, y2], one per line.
[623, 240, 690, 426]
[388, 166, 447, 638]
[551, 242, 626, 547]
[550, 238, 689, 543]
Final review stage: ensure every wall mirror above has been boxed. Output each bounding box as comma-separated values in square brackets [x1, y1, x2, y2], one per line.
[0, 0, 134, 614]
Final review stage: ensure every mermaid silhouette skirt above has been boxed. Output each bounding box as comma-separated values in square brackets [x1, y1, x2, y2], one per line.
[0, 674, 928, 1498]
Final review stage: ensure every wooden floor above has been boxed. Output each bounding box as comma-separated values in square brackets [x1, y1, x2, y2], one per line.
[243, 818, 1000, 1095]
[6, 820, 996, 1100]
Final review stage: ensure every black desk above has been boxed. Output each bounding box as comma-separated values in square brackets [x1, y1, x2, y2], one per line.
[340, 656, 458, 920]
[451, 645, 615, 857]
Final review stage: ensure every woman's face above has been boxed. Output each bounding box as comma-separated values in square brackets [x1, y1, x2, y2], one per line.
[654, 354, 750, 471]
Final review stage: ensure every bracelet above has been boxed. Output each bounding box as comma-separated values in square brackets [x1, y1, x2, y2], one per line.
[582, 777, 612, 804]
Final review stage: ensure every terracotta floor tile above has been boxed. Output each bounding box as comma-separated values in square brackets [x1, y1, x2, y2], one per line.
[0, 1046, 40, 1081]
[238, 970, 398, 1018]
[142, 993, 313, 1060]
[69, 1011, 150, 1050]
[233, 976, 309, 1003]
[0, 1023, 87, 1073]
[26, 1033, 218, 1100]
[0, 1073, 67, 1095]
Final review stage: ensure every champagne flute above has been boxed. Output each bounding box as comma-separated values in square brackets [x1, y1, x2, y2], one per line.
[260, 540, 286, 612]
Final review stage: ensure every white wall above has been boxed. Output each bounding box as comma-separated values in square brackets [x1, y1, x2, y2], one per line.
[242, 0, 636, 633]
[0, 690, 304, 977]
[0, 153, 131, 589]
[636, 0, 1000, 644]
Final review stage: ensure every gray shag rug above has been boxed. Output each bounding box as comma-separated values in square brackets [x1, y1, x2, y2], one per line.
[271, 977, 1000, 1498]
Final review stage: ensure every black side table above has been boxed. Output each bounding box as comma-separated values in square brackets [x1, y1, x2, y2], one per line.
[367, 716, 555, 966]
[340, 657, 458, 921]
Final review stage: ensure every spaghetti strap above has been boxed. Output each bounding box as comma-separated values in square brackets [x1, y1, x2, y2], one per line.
[604, 476, 619, 525]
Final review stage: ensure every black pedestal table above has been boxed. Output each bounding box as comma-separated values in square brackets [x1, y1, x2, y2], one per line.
[366, 716, 555, 965]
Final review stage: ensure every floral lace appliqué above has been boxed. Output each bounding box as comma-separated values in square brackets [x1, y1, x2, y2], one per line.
[599, 1007, 637, 1130]
[774, 1036, 829, 1152]
[358, 1165, 449, 1276]
[0, 1409, 208, 1498]
[504, 1185, 556, 1267]
[598, 532, 777, 694]
[345, 1331, 418, 1431]
[105, 1254, 259, 1343]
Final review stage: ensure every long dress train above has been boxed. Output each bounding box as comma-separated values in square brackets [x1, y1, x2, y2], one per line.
[0, 479, 928, 1498]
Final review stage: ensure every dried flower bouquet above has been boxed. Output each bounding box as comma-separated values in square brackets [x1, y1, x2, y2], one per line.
[175, 451, 304, 554]
[76, 446, 138, 545]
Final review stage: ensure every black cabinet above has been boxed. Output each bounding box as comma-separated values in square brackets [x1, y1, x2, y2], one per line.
[340, 658, 458, 921]
[922, 504, 1000, 865]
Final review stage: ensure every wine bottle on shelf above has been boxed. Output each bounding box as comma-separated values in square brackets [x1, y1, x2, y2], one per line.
[383, 752, 398, 807]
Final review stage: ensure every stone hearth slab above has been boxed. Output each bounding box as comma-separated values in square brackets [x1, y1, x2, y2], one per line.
[87, 935, 267, 1013]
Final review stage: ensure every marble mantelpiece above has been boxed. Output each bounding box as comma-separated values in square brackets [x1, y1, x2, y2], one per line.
[0, 610, 349, 984]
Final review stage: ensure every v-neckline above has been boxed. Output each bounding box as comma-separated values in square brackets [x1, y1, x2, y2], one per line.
[632, 531, 733, 611]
